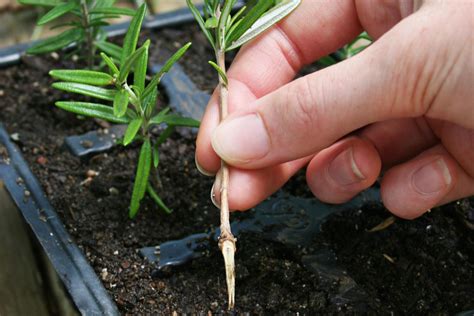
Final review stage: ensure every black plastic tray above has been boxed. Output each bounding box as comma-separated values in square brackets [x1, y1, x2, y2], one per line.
[0, 124, 119, 315]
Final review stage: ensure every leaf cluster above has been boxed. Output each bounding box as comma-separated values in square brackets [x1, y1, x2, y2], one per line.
[187, 0, 301, 52]
[50, 4, 199, 218]
[20, 0, 135, 60]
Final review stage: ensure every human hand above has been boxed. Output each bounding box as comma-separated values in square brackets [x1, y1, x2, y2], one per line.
[195, 0, 473, 219]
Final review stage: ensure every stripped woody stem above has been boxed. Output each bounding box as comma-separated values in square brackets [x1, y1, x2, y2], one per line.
[216, 49, 236, 309]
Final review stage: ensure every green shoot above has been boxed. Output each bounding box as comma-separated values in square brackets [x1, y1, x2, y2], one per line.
[187, 0, 301, 309]
[50, 4, 198, 218]
[19, 0, 135, 68]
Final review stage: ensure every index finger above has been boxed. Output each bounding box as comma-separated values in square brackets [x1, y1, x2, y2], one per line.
[196, 0, 363, 173]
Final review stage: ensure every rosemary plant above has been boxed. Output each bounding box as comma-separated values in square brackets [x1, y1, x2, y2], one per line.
[186, 0, 301, 308]
[20, 0, 135, 67]
[50, 4, 199, 218]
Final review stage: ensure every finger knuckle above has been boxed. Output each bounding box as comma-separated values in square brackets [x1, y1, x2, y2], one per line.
[288, 76, 320, 132]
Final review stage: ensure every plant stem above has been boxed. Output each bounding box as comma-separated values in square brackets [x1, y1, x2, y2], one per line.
[216, 48, 236, 310]
[80, 0, 94, 68]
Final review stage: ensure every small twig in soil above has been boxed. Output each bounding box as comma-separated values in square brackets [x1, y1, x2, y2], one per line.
[368, 216, 397, 232]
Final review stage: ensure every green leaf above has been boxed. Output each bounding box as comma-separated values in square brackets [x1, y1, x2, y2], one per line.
[152, 144, 160, 168]
[156, 125, 174, 145]
[113, 89, 129, 117]
[100, 52, 119, 75]
[230, 5, 247, 26]
[95, 41, 123, 61]
[49, 21, 79, 29]
[227, 0, 301, 51]
[129, 139, 152, 218]
[121, 4, 147, 66]
[143, 43, 191, 100]
[147, 184, 172, 214]
[18, 0, 62, 7]
[90, 7, 136, 16]
[118, 41, 149, 83]
[348, 45, 370, 57]
[134, 40, 149, 92]
[92, 0, 116, 9]
[208, 61, 228, 86]
[205, 16, 218, 28]
[150, 113, 200, 128]
[186, 0, 215, 50]
[52, 82, 116, 101]
[49, 70, 114, 86]
[157, 107, 171, 117]
[163, 114, 200, 127]
[55, 101, 131, 123]
[37, 1, 77, 25]
[27, 28, 82, 54]
[217, 0, 235, 47]
[88, 21, 110, 28]
[225, 1, 271, 45]
[124, 118, 143, 146]
[142, 87, 157, 115]
[317, 55, 338, 67]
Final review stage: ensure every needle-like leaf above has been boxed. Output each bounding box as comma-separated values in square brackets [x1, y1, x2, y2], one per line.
[113, 89, 129, 117]
[27, 28, 83, 54]
[118, 41, 149, 83]
[225, 0, 272, 46]
[217, 0, 235, 48]
[95, 41, 123, 61]
[227, 0, 301, 51]
[121, 3, 147, 66]
[208, 61, 228, 87]
[150, 113, 200, 127]
[147, 184, 172, 214]
[55, 101, 131, 123]
[52, 82, 116, 101]
[124, 118, 143, 146]
[129, 139, 152, 218]
[90, 7, 136, 16]
[37, 1, 77, 25]
[49, 70, 114, 86]
[134, 40, 149, 92]
[18, 0, 62, 6]
[152, 143, 160, 168]
[143, 43, 191, 100]
[186, 0, 215, 50]
[100, 52, 120, 75]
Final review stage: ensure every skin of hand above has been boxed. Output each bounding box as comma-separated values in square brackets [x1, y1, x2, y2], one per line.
[195, 0, 474, 219]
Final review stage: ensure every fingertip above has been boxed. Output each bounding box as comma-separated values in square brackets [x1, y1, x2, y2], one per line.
[307, 137, 381, 203]
[380, 150, 457, 219]
[195, 154, 216, 177]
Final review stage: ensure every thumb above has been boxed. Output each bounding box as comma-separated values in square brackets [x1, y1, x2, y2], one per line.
[211, 2, 470, 169]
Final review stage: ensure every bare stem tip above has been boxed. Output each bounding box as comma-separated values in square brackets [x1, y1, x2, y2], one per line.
[220, 238, 236, 310]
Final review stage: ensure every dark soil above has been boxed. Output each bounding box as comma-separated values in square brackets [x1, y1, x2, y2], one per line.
[0, 23, 473, 314]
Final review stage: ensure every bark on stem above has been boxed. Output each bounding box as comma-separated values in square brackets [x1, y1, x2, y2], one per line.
[216, 49, 236, 310]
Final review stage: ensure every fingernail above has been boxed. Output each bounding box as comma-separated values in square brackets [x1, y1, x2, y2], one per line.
[211, 114, 270, 163]
[195, 154, 216, 177]
[328, 147, 365, 186]
[412, 158, 451, 194]
[210, 171, 222, 208]
[210, 182, 219, 208]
